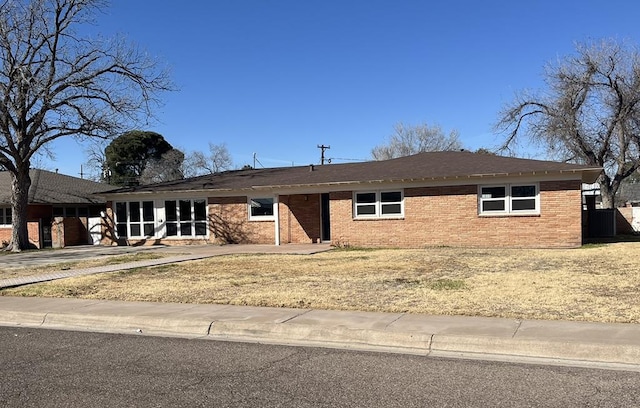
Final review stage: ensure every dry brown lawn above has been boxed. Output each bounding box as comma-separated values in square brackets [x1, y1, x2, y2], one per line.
[2, 243, 640, 323]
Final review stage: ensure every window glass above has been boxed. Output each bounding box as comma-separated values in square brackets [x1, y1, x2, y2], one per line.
[53, 207, 64, 217]
[356, 205, 376, 216]
[143, 223, 154, 236]
[481, 186, 505, 199]
[194, 199, 207, 221]
[381, 203, 402, 215]
[381, 191, 402, 203]
[250, 198, 274, 217]
[130, 224, 141, 237]
[512, 185, 535, 198]
[195, 222, 207, 235]
[116, 203, 127, 220]
[78, 207, 88, 217]
[479, 184, 538, 215]
[180, 222, 192, 236]
[179, 200, 192, 221]
[164, 199, 208, 237]
[165, 201, 177, 222]
[6, 208, 11, 224]
[482, 200, 505, 212]
[356, 192, 376, 203]
[166, 223, 178, 237]
[117, 223, 128, 238]
[129, 202, 140, 222]
[143, 201, 154, 222]
[512, 199, 536, 211]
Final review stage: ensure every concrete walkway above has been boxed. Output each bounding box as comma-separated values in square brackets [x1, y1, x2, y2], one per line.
[0, 296, 639, 372]
[0, 243, 332, 289]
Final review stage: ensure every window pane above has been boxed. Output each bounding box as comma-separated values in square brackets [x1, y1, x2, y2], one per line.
[143, 223, 154, 236]
[381, 191, 401, 203]
[356, 193, 376, 204]
[116, 203, 127, 221]
[53, 207, 64, 217]
[66, 207, 78, 217]
[130, 224, 141, 237]
[482, 200, 505, 212]
[250, 198, 274, 217]
[165, 201, 177, 222]
[481, 187, 505, 199]
[166, 223, 178, 236]
[0, 209, 5, 225]
[129, 202, 140, 222]
[512, 199, 536, 211]
[180, 222, 192, 236]
[194, 199, 206, 221]
[381, 203, 402, 215]
[143, 201, 154, 222]
[6, 208, 10, 223]
[117, 223, 128, 237]
[356, 204, 376, 215]
[512, 185, 536, 198]
[78, 207, 88, 217]
[195, 222, 207, 235]
[179, 200, 192, 221]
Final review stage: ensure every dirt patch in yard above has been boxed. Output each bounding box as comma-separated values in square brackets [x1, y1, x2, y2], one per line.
[2, 243, 639, 323]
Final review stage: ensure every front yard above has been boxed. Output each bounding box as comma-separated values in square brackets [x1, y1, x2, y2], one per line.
[2, 243, 639, 323]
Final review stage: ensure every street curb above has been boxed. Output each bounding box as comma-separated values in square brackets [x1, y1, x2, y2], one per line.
[3, 310, 640, 371]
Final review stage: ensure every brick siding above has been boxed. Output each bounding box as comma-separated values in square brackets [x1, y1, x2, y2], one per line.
[329, 180, 583, 248]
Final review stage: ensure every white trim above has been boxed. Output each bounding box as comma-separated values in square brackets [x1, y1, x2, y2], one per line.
[478, 183, 540, 216]
[274, 195, 280, 245]
[248, 196, 276, 221]
[353, 190, 404, 219]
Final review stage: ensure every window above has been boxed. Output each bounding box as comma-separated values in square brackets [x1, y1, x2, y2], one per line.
[0, 207, 11, 226]
[165, 199, 208, 237]
[354, 190, 404, 218]
[479, 184, 539, 215]
[114, 201, 156, 238]
[249, 197, 275, 220]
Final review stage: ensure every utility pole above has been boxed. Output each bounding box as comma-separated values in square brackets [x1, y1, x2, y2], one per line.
[317, 144, 330, 165]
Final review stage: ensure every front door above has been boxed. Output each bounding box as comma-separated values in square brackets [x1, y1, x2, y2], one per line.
[321, 193, 331, 242]
[41, 218, 52, 248]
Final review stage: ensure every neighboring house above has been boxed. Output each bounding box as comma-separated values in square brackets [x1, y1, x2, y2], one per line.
[0, 169, 113, 248]
[98, 151, 602, 248]
[616, 183, 640, 233]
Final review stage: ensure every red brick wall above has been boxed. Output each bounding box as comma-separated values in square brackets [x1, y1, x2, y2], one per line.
[329, 180, 584, 248]
[279, 194, 321, 243]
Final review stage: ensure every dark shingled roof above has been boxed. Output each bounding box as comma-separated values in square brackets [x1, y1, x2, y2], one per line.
[102, 151, 603, 195]
[0, 169, 113, 205]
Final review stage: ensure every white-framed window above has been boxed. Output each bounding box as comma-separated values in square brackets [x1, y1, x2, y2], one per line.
[115, 201, 156, 238]
[353, 190, 404, 218]
[248, 197, 275, 220]
[0, 207, 11, 227]
[479, 184, 539, 215]
[165, 199, 208, 237]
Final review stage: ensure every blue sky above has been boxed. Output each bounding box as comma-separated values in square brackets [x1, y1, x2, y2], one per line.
[44, 0, 640, 177]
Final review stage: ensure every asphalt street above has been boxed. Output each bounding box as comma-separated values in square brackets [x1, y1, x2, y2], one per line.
[1, 326, 639, 408]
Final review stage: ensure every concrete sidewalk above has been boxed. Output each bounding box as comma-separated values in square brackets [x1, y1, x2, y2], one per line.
[1, 296, 639, 372]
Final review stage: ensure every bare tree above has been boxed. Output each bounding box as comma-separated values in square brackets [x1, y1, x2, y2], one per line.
[496, 40, 640, 208]
[183, 142, 233, 177]
[371, 122, 463, 160]
[0, 0, 172, 250]
[139, 148, 184, 184]
[83, 138, 109, 182]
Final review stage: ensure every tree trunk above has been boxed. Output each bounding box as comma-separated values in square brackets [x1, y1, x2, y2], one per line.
[9, 170, 32, 252]
[599, 179, 616, 209]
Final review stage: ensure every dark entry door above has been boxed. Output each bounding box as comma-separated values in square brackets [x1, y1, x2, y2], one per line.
[41, 218, 52, 248]
[321, 193, 331, 242]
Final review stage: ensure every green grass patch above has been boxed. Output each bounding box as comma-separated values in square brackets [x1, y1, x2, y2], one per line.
[428, 278, 467, 291]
